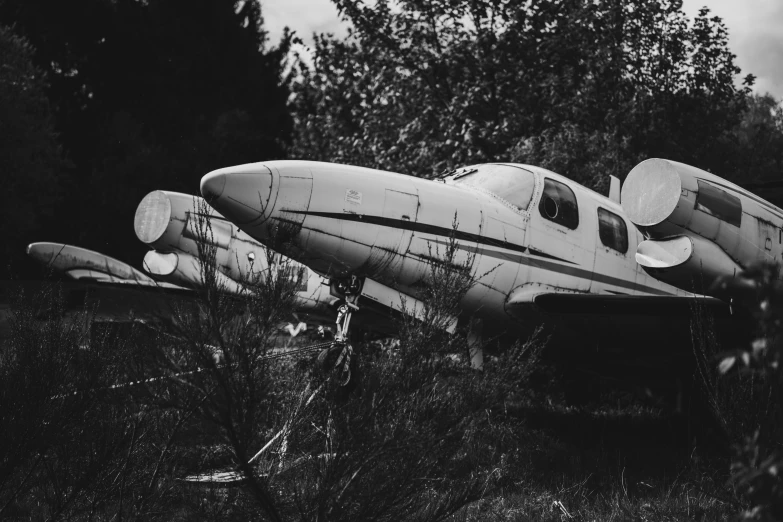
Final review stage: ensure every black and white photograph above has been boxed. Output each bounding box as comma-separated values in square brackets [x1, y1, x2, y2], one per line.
[2, 0, 783, 519]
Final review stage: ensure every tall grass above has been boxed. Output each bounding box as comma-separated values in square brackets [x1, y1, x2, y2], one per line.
[3, 223, 767, 520]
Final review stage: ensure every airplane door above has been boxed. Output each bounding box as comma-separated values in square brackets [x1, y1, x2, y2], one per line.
[368, 189, 419, 280]
[476, 216, 525, 309]
[526, 178, 594, 292]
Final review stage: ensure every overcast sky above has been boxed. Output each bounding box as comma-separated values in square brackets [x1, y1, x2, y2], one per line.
[262, 0, 783, 100]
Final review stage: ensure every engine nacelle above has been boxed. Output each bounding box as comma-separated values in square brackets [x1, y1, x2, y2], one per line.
[635, 235, 741, 290]
[143, 250, 247, 294]
[134, 191, 268, 283]
[622, 159, 782, 291]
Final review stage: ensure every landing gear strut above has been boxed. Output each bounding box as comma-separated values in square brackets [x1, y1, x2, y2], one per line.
[467, 317, 484, 370]
[318, 277, 362, 388]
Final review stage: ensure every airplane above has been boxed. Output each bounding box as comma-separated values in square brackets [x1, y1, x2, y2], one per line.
[133, 190, 338, 321]
[17, 191, 376, 342]
[620, 158, 782, 292]
[198, 159, 775, 380]
[27, 242, 170, 287]
[2, 243, 192, 341]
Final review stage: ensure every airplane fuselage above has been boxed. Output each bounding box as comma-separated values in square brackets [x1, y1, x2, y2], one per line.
[134, 190, 337, 319]
[201, 161, 689, 335]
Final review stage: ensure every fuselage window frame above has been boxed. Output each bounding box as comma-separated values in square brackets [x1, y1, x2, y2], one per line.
[597, 207, 629, 254]
[451, 164, 536, 213]
[538, 178, 579, 230]
[695, 180, 742, 228]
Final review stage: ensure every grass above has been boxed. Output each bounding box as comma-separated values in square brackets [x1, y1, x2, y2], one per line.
[444, 387, 739, 521]
[0, 280, 747, 521]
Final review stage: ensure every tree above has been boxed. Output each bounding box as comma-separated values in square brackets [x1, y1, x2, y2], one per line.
[0, 0, 293, 273]
[290, 0, 751, 189]
[728, 93, 783, 185]
[0, 25, 67, 276]
[0, 284, 145, 519]
[712, 264, 783, 520]
[124, 215, 534, 520]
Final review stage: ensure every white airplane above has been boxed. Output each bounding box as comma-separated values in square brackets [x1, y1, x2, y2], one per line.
[621, 158, 781, 290]
[198, 159, 774, 371]
[133, 190, 337, 319]
[27, 242, 166, 286]
[21, 190, 402, 343]
[16, 243, 192, 330]
[22, 201, 340, 335]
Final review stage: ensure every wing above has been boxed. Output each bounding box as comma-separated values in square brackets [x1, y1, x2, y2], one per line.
[505, 288, 743, 374]
[27, 242, 162, 285]
[506, 284, 731, 321]
[528, 293, 730, 318]
[22, 242, 339, 331]
[1, 279, 194, 321]
[10, 242, 194, 327]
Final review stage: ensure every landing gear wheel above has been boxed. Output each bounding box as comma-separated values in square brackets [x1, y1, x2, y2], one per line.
[317, 341, 358, 400]
[317, 295, 362, 398]
[317, 342, 353, 385]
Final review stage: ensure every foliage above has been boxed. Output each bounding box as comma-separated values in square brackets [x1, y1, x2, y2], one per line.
[710, 264, 783, 521]
[0, 26, 66, 276]
[691, 300, 772, 450]
[248, 222, 516, 521]
[290, 0, 752, 189]
[5, 1, 780, 519]
[0, 239, 745, 521]
[131, 201, 305, 521]
[729, 94, 783, 186]
[0, 0, 293, 277]
[0, 284, 142, 519]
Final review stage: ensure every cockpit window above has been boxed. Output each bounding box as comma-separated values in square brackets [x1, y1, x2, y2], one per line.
[538, 178, 579, 229]
[451, 164, 535, 212]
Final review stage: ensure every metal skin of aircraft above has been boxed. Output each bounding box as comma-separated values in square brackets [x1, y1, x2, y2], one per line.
[133, 190, 337, 319]
[27, 242, 167, 287]
[17, 196, 341, 337]
[621, 159, 783, 290]
[198, 159, 771, 373]
[10, 243, 193, 333]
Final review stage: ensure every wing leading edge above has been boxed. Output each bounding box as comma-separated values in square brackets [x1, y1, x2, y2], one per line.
[529, 293, 730, 318]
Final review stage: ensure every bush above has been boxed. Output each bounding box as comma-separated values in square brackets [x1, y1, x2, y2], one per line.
[708, 263, 783, 520]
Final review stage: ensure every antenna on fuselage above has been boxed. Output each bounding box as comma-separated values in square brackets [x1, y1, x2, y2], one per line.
[609, 176, 621, 204]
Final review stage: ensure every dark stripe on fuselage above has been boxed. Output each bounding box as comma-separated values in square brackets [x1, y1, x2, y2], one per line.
[286, 210, 675, 296]
[285, 210, 575, 264]
[429, 239, 674, 296]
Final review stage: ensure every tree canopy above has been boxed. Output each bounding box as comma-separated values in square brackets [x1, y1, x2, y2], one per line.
[290, 0, 779, 194]
[0, 0, 292, 277]
[2, 0, 783, 276]
[0, 25, 66, 275]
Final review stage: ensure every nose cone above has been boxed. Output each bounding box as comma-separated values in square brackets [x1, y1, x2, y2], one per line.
[200, 163, 278, 225]
[200, 162, 316, 249]
[200, 171, 225, 200]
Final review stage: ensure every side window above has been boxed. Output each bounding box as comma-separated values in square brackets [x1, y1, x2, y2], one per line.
[538, 178, 579, 230]
[597, 208, 628, 254]
[695, 180, 742, 227]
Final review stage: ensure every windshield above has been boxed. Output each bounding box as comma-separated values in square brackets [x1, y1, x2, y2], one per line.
[451, 164, 536, 211]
